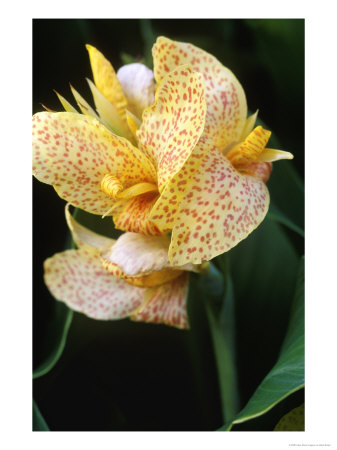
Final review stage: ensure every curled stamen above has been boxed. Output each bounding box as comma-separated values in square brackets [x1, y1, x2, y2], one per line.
[101, 174, 124, 199]
[101, 173, 158, 218]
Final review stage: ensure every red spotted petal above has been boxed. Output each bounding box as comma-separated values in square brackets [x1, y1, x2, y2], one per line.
[169, 147, 270, 265]
[44, 247, 144, 320]
[149, 134, 214, 233]
[153, 37, 247, 152]
[112, 192, 162, 235]
[131, 273, 189, 329]
[137, 64, 206, 193]
[32, 112, 156, 215]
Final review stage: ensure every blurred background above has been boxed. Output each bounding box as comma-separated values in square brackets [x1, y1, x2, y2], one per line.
[33, 19, 304, 431]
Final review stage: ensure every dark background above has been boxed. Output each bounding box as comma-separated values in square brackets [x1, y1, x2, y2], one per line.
[33, 19, 304, 431]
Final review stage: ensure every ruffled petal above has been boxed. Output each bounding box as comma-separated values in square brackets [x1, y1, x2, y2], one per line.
[44, 247, 144, 320]
[169, 147, 270, 265]
[32, 112, 156, 215]
[153, 37, 247, 152]
[235, 161, 272, 183]
[86, 44, 127, 121]
[149, 134, 215, 233]
[112, 192, 162, 235]
[65, 204, 115, 250]
[117, 63, 155, 120]
[100, 232, 171, 276]
[131, 273, 189, 329]
[137, 64, 206, 193]
[99, 231, 202, 281]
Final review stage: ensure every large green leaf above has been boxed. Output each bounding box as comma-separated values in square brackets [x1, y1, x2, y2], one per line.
[219, 257, 304, 430]
[33, 399, 49, 431]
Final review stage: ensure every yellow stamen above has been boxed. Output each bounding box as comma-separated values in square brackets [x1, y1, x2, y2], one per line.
[101, 174, 158, 218]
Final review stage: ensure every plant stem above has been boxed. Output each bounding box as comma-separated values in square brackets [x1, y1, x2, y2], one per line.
[203, 261, 240, 424]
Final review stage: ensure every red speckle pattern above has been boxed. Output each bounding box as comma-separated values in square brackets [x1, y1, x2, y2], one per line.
[32, 112, 156, 215]
[152, 37, 247, 153]
[44, 247, 144, 320]
[168, 147, 270, 265]
[235, 161, 272, 183]
[112, 192, 162, 235]
[137, 64, 206, 193]
[131, 272, 189, 329]
[149, 134, 215, 232]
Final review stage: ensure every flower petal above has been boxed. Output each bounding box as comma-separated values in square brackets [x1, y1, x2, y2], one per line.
[100, 232, 171, 276]
[239, 110, 258, 142]
[153, 37, 247, 152]
[137, 64, 206, 193]
[54, 91, 78, 113]
[117, 63, 155, 120]
[65, 204, 116, 250]
[86, 44, 127, 121]
[169, 147, 270, 265]
[86, 78, 134, 141]
[149, 134, 214, 233]
[235, 161, 272, 183]
[70, 84, 100, 119]
[112, 192, 162, 235]
[32, 111, 156, 215]
[226, 126, 271, 166]
[131, 273, 189, 329]
[257, 148, 294, 162]
[44, 247, 144, 320]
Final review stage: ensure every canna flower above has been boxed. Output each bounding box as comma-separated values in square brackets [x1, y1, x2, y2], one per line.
[147, 37, 294, 265]
[53, 45, 155, 143]
[33, 37, 293, 267]
[33, 63, 208, 236]
[43, 205, 207, 329]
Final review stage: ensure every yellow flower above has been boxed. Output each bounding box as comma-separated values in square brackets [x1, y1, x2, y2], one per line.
[44, 206, 206, 329]
[33, 37, 294, 267]
[33, 63, 208, 236]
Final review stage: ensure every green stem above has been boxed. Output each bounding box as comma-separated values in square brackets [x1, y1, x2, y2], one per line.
[202, 262, 240, 424]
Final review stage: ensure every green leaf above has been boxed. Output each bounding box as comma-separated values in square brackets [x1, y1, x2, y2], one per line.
[33, 303, 73, 379]
[268, 203, 304, 238]
[219, 256, 304, 430]
[33, 399, 49, 431]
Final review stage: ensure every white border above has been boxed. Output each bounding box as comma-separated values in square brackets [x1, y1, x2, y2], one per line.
[2, 1, 337, 449]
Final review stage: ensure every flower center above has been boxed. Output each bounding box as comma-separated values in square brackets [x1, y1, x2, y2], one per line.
[100, 174, 158, 217]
